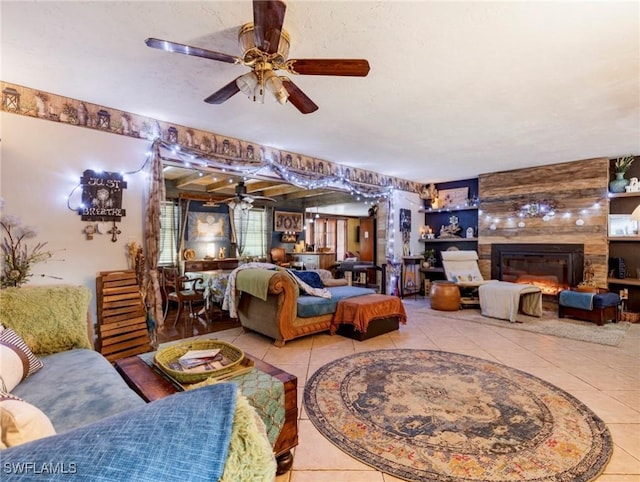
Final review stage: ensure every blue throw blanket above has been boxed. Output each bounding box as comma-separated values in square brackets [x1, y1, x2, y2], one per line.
[3, 384, 237, 481]
[559, 290, 595, 310]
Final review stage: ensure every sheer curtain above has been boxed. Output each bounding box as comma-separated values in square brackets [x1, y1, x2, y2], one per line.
[144, 139, 165, 329]
[231, 207, 250, 257]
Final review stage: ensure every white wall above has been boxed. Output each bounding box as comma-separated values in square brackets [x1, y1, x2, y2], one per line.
[1, 113, 149, 320]
[390, 189, 423, 261]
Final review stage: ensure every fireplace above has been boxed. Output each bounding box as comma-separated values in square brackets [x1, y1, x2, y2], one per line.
[491, 244, 584, 296]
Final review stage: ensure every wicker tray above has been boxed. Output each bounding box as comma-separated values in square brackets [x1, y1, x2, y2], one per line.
[620, 311, 640, 323]
[154, 339, 244, 383]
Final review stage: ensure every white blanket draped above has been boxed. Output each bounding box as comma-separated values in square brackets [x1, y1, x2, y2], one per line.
[479, 281, 542, 323]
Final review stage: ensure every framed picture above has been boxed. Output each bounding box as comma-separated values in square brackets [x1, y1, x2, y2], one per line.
[274, 211, 303, 232]
[186, 212, 229, 241]
[608, 214, 638, 237]
[438, 187, 469, 208]
[280, 232, 298, 243]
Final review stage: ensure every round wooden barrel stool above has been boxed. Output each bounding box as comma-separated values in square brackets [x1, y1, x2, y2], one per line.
[429, 281, 461, 311]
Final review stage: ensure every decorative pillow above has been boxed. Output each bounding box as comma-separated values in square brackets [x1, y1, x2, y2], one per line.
[291, 270, 324, 289]
[322, 278, 349, 287]
[313, 269, 333, 281]
[0, 392, 56, 449]
[0, 329, 44, 392]
[447, 271, 482, 283]
[0, 286, 92, 355]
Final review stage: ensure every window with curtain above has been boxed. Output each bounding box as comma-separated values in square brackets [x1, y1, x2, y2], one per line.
[158, 200, 179, 266]
[241, 208, 267, 258]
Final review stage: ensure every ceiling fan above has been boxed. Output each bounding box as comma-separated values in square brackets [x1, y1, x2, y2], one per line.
[145, 0, 370, 114]
[222, 182, 275, 211]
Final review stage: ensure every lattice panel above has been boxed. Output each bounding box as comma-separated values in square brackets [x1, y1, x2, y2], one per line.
[96, 270, 151, 362]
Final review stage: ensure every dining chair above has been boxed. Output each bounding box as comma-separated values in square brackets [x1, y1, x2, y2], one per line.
[270, 247, 291, 268]
[162, 268, 208, 326]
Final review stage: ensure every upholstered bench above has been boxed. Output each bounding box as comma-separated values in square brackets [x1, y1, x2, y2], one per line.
[330, 294, 407, 340]
[558, 290, 620, 326]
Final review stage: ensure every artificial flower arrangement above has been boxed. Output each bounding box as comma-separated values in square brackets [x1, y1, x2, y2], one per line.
[614, 155, 635, 173]
[1, 200, 53, 288]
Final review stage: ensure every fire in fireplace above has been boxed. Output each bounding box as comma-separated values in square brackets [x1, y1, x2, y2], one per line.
[491, 244, 584, 296]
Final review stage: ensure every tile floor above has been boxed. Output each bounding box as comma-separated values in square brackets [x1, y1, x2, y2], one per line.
[186, 298, 640, 482]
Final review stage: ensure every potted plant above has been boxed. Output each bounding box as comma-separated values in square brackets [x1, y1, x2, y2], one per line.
[423, 249, 437, 268]
[610, 155, 636, 193]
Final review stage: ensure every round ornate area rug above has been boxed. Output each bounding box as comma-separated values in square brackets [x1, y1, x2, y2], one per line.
[304, 349, 611, 482]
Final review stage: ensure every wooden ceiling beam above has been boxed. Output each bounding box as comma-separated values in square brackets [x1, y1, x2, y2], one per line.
[175, 172, 208, 188]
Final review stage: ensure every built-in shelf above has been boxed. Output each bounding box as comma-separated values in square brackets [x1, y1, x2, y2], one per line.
[608, 236, 640, 242]
[419, 237, 478, 243]
[608, 192, 640, 199]
[418, 206, 478, 213]
[607, 277, 640, 287]
[420, 267, 444, 273]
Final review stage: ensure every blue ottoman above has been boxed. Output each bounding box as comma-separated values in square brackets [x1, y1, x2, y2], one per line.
[558, 290, 620, 326]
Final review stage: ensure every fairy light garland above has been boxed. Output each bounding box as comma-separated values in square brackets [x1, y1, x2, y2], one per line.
[66, 149, 154, 212]
[480, 200, 604, 231]
[65, 137, 406, 212]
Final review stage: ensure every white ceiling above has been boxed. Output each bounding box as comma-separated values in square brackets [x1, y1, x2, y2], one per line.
[2, 1, 638, 184]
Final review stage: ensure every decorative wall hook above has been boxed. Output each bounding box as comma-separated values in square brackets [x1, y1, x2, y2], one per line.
[109, 222, 121, 242]
[83, 224, 95, 240]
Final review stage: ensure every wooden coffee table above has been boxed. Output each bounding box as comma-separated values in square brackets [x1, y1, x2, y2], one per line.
[114, 353, 298, 474]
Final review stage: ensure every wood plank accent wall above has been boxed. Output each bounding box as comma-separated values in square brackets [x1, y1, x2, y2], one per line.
[478, 157, 610, 286]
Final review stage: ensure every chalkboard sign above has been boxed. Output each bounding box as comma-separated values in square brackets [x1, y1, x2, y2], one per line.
[78, 170, 127, 221]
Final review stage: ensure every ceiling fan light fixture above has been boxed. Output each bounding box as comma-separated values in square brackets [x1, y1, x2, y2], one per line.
[264, 71, 289, 105]
[236, 71, 258, 97]
[253, 82, 266, 104]
[238, 23, 291, 62]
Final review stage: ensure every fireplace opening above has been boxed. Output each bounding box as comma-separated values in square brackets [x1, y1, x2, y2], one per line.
[491, 244, 584, 297]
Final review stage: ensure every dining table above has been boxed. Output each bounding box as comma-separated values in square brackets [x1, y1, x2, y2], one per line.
[184, 269, 233, 310]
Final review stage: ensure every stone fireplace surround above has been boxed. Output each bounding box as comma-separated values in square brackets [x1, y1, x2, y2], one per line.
[491, 243, 584, 297]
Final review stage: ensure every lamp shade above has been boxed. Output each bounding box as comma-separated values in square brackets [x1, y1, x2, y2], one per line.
[264, 71, 289, 105]
[631, 204, 640, 221]
[236, 72, 258, 97]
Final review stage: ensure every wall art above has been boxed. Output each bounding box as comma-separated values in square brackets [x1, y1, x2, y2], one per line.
[274, 211, 303, 232]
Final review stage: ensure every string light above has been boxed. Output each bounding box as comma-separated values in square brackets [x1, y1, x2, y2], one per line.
[155, 139, 394, 200]
[479, 198, 605, 231]
[65, 142, 156, 212]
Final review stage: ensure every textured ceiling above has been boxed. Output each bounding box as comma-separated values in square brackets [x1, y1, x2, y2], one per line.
[2, 1, 638, 184]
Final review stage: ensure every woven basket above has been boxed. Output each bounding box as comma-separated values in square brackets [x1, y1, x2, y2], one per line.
[620, 312, 640, 323]
[154, 339, 244, 384]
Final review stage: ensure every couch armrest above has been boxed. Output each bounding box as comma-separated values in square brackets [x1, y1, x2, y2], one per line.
[237, 271, 299, 344]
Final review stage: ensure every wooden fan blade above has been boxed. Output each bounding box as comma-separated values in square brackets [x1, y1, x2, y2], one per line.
[204, 78, 241, 104]
[253, 0, 286, 54]
[145, 38, 240, 64]
[282, 78, 319, 114]
[287, 59, 370, 77]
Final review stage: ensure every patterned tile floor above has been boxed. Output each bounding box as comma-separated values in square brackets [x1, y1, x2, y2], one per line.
[163, 298, 640, 482]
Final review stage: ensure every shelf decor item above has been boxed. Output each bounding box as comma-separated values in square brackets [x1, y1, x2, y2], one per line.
[609, 155, 635, 193]
[608, 214, 638, 237]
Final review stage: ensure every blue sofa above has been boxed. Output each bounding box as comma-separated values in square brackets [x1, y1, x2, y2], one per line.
[236, 269, 376, 346]
[0, 286, 276, 481]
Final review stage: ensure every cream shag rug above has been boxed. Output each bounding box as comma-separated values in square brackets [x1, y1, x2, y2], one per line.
[419, 307, 631, 346]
